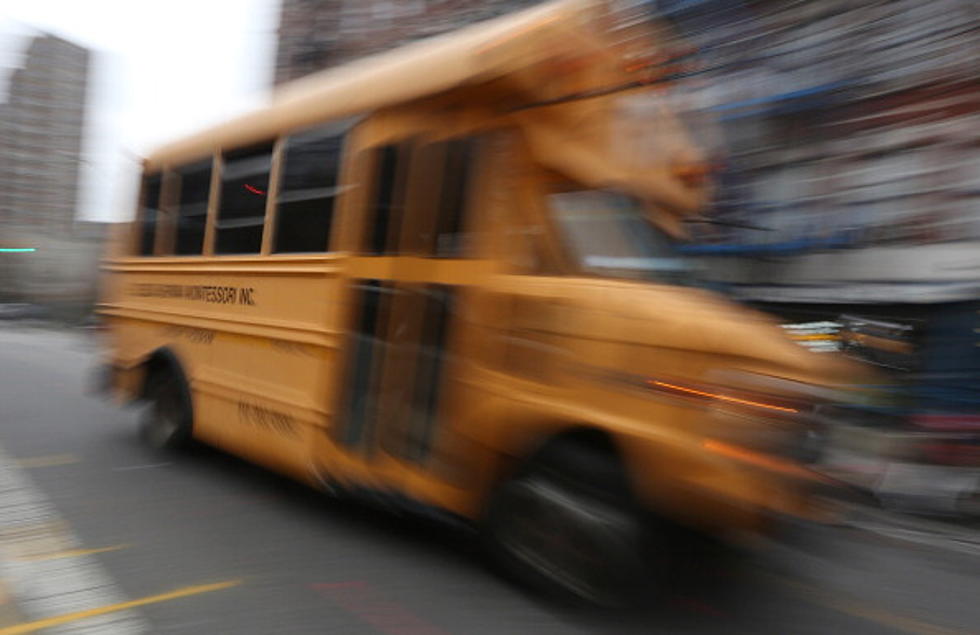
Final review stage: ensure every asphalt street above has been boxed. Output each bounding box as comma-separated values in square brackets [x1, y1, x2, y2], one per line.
[0, 325, 977, 634]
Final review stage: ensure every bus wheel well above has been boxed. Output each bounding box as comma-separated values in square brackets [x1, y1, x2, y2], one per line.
[519, 426, 634, 504]
[138, 347, 194, 450]
[483, 426, 647, 605]
[140, 348, 190, 401]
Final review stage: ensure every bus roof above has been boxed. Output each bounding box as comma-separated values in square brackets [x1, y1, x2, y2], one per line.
[146, 0, 591, 170]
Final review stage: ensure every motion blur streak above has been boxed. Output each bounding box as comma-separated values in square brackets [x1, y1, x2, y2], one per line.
[0, 0, 978, 630]
[649, 380, 800, 413]
[702, 439, 824, 480]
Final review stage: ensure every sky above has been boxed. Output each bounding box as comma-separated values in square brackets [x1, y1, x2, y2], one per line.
[0, 0, 280, 222]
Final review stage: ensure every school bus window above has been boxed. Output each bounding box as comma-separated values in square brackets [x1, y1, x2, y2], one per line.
[274, 125, 346, 253]
[364, 142, 412, 255]
[431, 138, 475, 257]
[137, 173, 162, 256]
[216, 142, 273, 255]
[548, 189, 692, 283]
[173, 159, 212, 255]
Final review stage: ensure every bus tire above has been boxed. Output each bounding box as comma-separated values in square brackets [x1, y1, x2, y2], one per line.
[483, 445, 646, 607]
[140, 369, 192, 451]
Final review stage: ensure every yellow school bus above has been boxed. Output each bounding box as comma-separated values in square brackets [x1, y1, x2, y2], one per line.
[97, 0, 861, 604]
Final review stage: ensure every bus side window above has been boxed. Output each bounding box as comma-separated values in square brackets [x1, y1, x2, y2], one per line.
[137, 173, 162, 256]
[173, 159, 212, 255]
[431, 138, 475, 257]
[364, 142, 413, 255]
[216, 142, 274, 255]
[274, 126, 345, 253]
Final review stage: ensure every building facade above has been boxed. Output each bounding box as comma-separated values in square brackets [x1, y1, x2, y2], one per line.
[659, 0, 980, 310]
[658, 0, 980, 413]
[273, 0, 542, 86]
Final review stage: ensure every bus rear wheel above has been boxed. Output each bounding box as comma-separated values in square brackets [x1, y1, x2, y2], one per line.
[140, 371, 192, 451]
[484, 452, 646, 607]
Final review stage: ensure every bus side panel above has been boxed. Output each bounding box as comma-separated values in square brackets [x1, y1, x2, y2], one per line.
[192, 377, 323, 485]
[101, 259, 343, 482]
[190, 270, 343, 481]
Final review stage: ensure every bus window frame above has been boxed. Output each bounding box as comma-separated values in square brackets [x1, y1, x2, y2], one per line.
[507, 163, 571, 276]
[213, 141, 277, 256]
[272, 119, 358, 255]
[259, 138, 286, 255]
[154, 170, 180, 256]
[169, 158, 216, 257]
[131, 155, 222, 258]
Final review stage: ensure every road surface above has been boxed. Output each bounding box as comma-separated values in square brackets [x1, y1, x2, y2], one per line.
[0, 325, 977, 634]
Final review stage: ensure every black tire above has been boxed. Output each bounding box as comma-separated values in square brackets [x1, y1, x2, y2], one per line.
[483, 445, 647, 607]
[140, 371, 192, 451]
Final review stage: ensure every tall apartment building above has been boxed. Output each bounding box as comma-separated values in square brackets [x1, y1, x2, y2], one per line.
[0, 33, 104, 319]
[0, 35, 88, 232]
[273, 0, 541, 86]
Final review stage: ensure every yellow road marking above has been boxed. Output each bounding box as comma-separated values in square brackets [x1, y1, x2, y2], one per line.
[0, 579, 242, 635]
[14, 455, 79, 469]
[16, 544, 130, 562]
[809, 589, 967, 635]
[774, 574, 968, 635]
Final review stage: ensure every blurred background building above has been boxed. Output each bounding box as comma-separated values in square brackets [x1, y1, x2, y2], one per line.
[665, 0, 979, 304]
[273, 0, 540, 86]
[659, 0, 980, 416]
[0, 33, 108, 321]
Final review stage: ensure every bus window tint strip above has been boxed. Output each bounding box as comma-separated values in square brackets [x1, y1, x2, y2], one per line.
[174, 159, 212, 255]
[138, 174, 162, 256]
[216, 142, 273, 254]
[274, 126, 345, 253]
